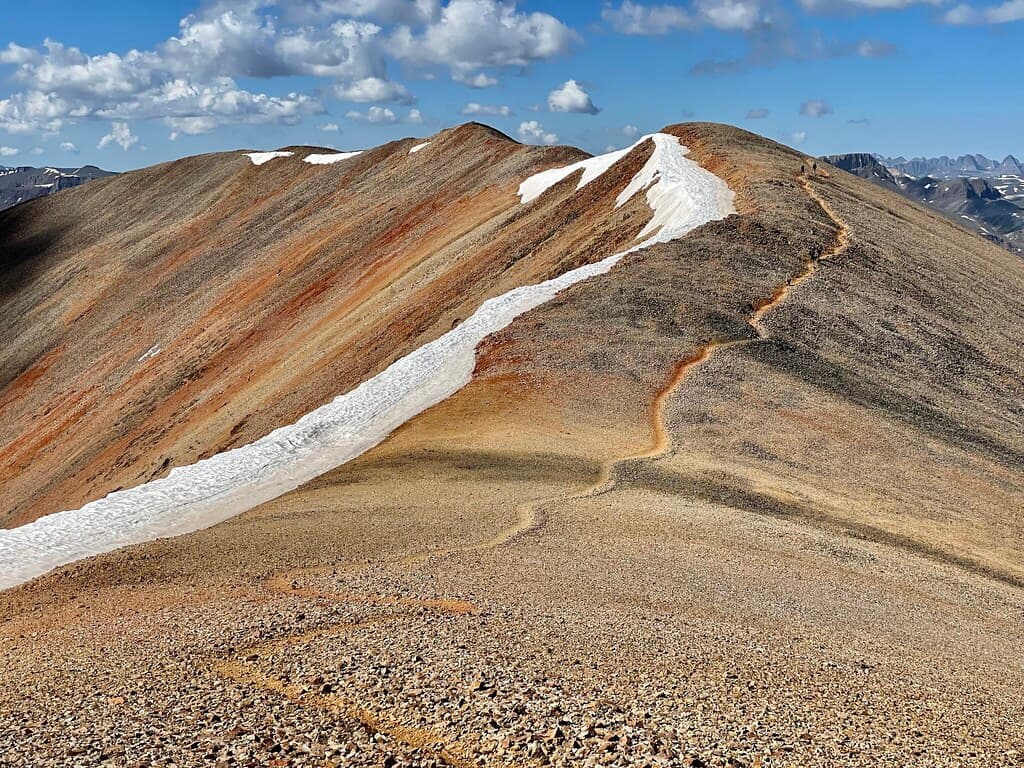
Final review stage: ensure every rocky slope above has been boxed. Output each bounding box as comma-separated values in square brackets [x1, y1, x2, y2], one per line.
[1, 122, 1023, 767]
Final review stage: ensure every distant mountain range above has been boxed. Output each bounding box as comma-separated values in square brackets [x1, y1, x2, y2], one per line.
[879, 153, 1024, 179]
[0, 164, 115, 212]
[822, 153, 1024, 255]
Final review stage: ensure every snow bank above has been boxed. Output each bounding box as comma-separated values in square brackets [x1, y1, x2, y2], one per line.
[521, 133, 735, 249]
[0, 133, 734, 591]
[245, 151, 294, 166]
[518, 146, 632, 204]
[409, 142, 431, 154]
[304, 151, 363, 165]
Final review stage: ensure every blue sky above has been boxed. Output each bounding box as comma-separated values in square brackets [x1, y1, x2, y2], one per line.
[1, 0, 1021, 171]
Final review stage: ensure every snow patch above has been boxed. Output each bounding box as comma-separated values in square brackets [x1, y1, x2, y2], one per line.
[304, 151, 363, 165]
[138, 344, 162, 363]
[409, 142, 431, 154]
[0, 134, 735, 591]
[245, 151, 294, 166]
[521, 133, 735, 248]
[518, 145, 632, 204]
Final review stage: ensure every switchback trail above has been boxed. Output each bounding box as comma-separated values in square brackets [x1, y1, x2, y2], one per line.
[482, 171, 853, 542]
[213, 171, 851, 765]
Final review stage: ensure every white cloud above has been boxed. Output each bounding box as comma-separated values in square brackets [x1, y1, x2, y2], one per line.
[408, 107, 424, 124]
[800, 0, 942, 8]
[942, 0, 1024, 22]
[30, 146, 44, 156]
[164, 116, 220, 137]
[602, 1, 695, 33]
[602, 0, 763, 34]
[623, 124, 639, 137]
[460, 102, 513, 117]
[517, 120, 558, 145]
[60, 141, 78, 153]
[321, 122, 341, 132]
[98, 121, 139, 151]
[453, 71, 499, 88]
[745, 108, 769, 119]
[790, 130, 808, 144]
[0, 91, 68, 134]
[800, 99, 833, 117]
[547, 80, 600, 114]
[388, 0, 580, 83]
[346, 105, 399, 124]
[0, 1, 576, 137]
[333, 76, 414, 103]
[0, 146, 18, 157]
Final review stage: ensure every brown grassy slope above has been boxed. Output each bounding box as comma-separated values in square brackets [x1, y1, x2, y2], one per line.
[0, 123, 661, 527]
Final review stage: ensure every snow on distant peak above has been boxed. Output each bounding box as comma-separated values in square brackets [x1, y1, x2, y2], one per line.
[304, 151, 363, 165]
[245, 151, 294, 166]
[519, 133, 735, 250]
[409, 142, 431, 154]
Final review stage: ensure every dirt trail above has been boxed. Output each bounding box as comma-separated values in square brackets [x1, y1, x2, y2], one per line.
[213, 171, 852, 765]
[486, 171, 852, 536]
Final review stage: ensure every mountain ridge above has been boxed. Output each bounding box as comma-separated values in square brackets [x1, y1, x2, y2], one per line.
[2, 121, 1023, 766]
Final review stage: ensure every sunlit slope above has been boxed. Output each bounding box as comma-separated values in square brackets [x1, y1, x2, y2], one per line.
[0, 123, 661, 528]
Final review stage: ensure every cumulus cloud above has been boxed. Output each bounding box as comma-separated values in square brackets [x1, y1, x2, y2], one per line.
[0, 1, 576, 136]
[98, 121, 139, 150]
[799, 0, 943, 9]
[547, 80, 600, 114]
[321, 122, 341, 132]
[346, 105, 399, 124]
[453, 71, 499, 88]
[800, 99, 833, 117]
[460, 103, 514, 116]
[790, 130, 807, 144]
[745, 108, 769, 118]
[602, 0, 763, 34]
[408, 108, 424, 124]
[60, 141, 78, 153]
[623, 124, 639, 137]
[942, 0, 1024, 23]
[0, 146, 18, 157]
[0, 91, 69, 135]
[517, 120, 558, 145]
[333, 76, 414, 103]
[388, 0, 580, 83]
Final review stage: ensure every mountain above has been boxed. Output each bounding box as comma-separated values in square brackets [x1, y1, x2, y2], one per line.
[820, 152, 900, 189]
[0, 164, 115, 211]
[996, 154, 1024, 175]
[824, 153, 1024, 254]
[2, 123, 1023, 766]
[883, 152, 1023, 179]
